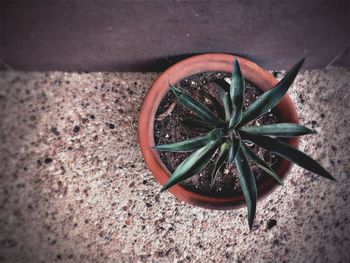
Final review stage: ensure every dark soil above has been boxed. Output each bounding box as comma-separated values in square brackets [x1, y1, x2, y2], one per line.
[154, 72, 282, 197]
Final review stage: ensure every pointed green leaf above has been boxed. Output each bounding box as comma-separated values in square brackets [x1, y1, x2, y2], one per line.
[172, 87, 224, 126]
[238, 58, 305, 127]
[203, 91, 225, 120]
[214, 79, 230, 93]
[240, 132, 335, 181]
[153, 136, 206, 152]
[214, 78, 235, 121]
[229, 59, 245, 128]
[153, 128, 223, 152]
[182, 117, 215, 130]
[228, 132, 241, 164]
[210, 142, 229, 188]
[218, 84, 232, 122]
[161, 139, 223, 192]
[235, 147, 257, 230]
[240, 123, 316, 137]
[214, 74, 246, 115]
[240, 143, 283, 185]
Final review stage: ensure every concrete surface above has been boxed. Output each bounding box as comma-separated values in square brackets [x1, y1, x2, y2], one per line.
[0, 68, 349, 262]
[1, 0, 350, 71]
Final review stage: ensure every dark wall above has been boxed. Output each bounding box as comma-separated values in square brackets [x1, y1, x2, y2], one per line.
[0, 0, 349, 71]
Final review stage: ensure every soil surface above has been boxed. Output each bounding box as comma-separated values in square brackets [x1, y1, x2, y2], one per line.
[154, 72, 281, 197]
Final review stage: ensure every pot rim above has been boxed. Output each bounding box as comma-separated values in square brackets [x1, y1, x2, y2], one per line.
[138, 53, 299, 210]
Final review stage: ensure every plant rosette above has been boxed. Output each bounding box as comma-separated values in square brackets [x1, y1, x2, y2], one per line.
[138, 54, 334, 229]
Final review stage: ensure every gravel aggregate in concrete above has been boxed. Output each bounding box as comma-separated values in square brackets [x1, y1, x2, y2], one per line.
[0, 68, 349, 262]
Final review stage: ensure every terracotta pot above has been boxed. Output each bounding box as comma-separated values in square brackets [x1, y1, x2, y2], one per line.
[138, 53, 298, 210]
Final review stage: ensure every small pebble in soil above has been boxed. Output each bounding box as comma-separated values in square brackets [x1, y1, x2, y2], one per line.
[73, 125, 80, 133]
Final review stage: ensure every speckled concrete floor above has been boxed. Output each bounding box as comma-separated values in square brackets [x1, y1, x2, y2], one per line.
[0, 69, 349, 263]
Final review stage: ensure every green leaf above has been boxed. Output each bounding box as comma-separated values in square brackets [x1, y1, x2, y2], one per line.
[214, 79, 230, 93]
[203, 91, 225, 120]
[210, 142, 229, 188]
[240, 123, 316, 137]
[242, 103, 246, 112]
[182, 117, 215, 130]
[228, 132, 241, 165]
[240, 143, 283, 185]
[161, 139, 223, 192]
[215, 76, 247, 114]
[235, 147, 257, 230]
[153, 128, 223, 152]
[229, 59, 245, 128]
[238, 58, 305, 127]
[172, 87, 224, 126]
[240, 132, 335, 181]
[214, 78, 235, 121]
[218, 84, 232, 122]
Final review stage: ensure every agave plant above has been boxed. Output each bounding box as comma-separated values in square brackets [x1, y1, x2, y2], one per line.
[153, 58, 334, 229]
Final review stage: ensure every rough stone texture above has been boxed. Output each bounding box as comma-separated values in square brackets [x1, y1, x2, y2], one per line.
[0, 69, 349, 262]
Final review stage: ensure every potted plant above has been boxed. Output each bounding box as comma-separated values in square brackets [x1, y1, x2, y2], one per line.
[138, 54, 334, 229]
